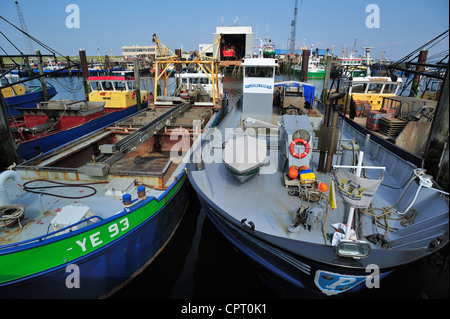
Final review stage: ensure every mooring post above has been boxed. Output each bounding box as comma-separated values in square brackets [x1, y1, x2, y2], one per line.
[66, 55, 72, 77]
[300, 49, 309, 82]
[0, 92, 18, 169]
[424, 66, 449, 192]
[36, 50, 48, 101]
[105, 55, 110, 75]
[79, 50, 90, 101]
[409, 50, 428, 97]
[133, 57, 142, 111]
[322, 55, 332, 102]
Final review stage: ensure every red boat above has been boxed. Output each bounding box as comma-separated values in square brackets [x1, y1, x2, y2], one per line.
[222, 45, 236, 60]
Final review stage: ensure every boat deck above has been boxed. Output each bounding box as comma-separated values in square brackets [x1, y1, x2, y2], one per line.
[1, 103, 216, 248]
[191, 105, 448, 251]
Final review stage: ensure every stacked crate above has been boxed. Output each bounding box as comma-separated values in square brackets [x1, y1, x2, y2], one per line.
[366, 110, 384, 131]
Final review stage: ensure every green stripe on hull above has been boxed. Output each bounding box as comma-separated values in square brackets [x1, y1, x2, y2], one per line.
[0, 173, 186, 284]
[307, 71, 325, 78]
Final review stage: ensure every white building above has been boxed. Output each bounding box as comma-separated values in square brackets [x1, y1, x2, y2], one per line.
[212, 26, 254, 61]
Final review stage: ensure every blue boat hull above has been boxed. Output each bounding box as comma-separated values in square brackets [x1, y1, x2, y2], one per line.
[16, 100, 148, 160]
[0, 175, 189, 299]
[196, 196, 393, 297]
[4, 86, 58, 117]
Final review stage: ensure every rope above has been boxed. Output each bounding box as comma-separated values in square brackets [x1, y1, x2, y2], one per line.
[0, 204, 25, 228]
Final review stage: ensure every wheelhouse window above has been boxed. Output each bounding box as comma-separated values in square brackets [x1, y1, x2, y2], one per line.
[127, 81, 135, 90]
[352, 83, 367, 93]
[90, 81, 102, 91]
[245, 66, 274, 78]
[114, 81, 126, 90]
[383, 84, 398, 94]
[367, 83, 383, 94]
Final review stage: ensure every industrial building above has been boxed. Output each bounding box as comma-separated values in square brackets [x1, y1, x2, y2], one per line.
[212, 26, 254, 62]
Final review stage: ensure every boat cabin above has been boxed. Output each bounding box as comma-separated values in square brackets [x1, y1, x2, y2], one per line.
[87, 76, 147, 109]
[242, 57, 278, 114]
[338, 76, 403, 110]
[175, 72, 224, 99]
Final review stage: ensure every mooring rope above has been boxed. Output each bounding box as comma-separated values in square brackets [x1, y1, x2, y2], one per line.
[0, 204, 25, 228]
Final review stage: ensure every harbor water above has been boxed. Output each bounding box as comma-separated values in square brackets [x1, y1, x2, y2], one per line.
[33, 74, 448, 300]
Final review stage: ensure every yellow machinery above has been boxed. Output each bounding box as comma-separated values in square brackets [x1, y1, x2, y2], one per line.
[152, 34, 223, 108]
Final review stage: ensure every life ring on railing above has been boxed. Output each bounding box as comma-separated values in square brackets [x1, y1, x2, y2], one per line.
[289, 138, 310, 159]
[131, 91, 136, 99]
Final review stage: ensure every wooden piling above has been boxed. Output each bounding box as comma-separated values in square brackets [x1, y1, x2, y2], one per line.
[409, 50, 428, 97]
[322, 55, 332, 102]
[424, 66, 449, 192]
[133, 57, 142, 111]
[105, 55, 110, 75]
[0, 93, 18, 169]
[36, 50, 48, 101]
[300, 50, 309, 82]
[79, 50, 90, 101]
[66, 55, 72, 76]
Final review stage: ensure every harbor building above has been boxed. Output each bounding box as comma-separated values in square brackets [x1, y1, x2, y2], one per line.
[212, 26, 254, 63]
[121, 45, 172, 62]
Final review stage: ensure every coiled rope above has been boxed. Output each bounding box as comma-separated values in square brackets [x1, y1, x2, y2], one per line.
[0, 204, 25, 228]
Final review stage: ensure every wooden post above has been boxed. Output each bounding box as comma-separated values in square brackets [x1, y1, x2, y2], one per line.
[424, 66, 449, 192]
[133, 57, 142, 111]
[300, 50, 309, 82]
[36, 50, 48, 101]
[79, 50, 90, 101]
[409, 50, 428, 97]
[0, 91, 18, 168]
[322, 55, 332, 102]
[105, 55, 110, 75]
[66, 55, 72, 77]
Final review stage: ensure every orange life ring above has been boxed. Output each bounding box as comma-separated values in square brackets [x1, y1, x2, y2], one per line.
[289, 138, 310, 159]
[131, 91, 136, 99]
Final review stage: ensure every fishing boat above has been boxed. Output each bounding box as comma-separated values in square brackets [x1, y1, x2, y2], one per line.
[222, 45, 236, 60]
[174, 71, 224, 104]
[1, 73, 57, 118]
[263, 38, 276, 58]
[292, 54, 326, 79]
[0, 88, 227, 297]
[11, 75, 148, 160]
[337, 55, 367, 77]
[187, 57, 449, 297]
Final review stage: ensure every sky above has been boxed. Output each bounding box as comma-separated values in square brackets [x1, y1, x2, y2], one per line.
[0, 0, 448, 62]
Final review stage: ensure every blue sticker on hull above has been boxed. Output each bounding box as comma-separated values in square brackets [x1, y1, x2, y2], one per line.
[314, 270, 368, 295]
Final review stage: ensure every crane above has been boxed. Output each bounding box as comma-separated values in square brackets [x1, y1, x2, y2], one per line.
[14, 0, 34, 54]
[288, 0, 298, 59]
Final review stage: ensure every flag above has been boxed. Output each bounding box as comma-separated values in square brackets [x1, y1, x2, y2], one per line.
[328, 179, 337, 210]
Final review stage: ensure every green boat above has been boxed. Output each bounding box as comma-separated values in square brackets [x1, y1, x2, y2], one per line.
[292, 56, 326, 79]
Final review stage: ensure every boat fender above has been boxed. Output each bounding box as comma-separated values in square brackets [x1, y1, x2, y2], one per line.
[241, 218, 255, 231]
[317, 181, 329, 192]
[289, 138, 310, 159]
[288, 166, 299, 179]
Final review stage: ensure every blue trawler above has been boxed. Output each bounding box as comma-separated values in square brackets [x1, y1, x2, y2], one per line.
[1, 74, 57, 117]
[187, 57, 448, 297]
